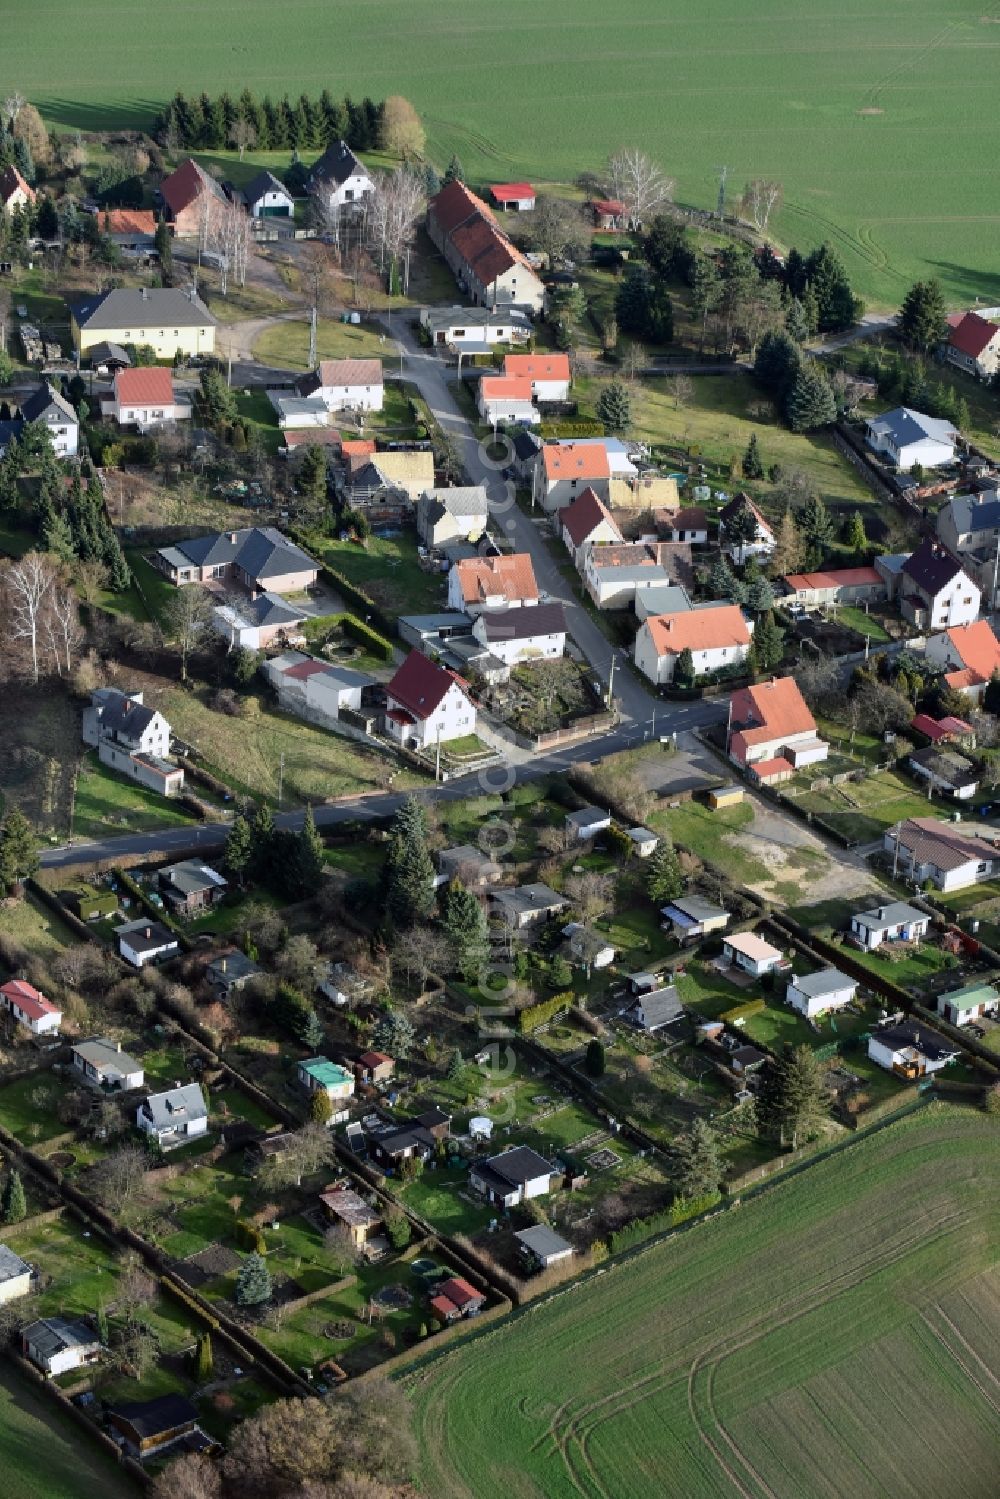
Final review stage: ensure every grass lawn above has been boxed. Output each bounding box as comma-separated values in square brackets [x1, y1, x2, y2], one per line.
[183, 888, 284, 936]
[410, 1105, 1000, 1499]
[252, 318, 392, 372]
[0, 1074, 69, 1143]
[235, 389, 281, 455]
[0, 893, 79, 958]
[785, 767, 938, 845]
[647, 798, 765, 884]
[151, 684, 418, 805]
[323, 842, 386, 881]
[0, 1364, 134, 1499]
[114, 550, 182, 627]
[71, 751, 198, 841]
[215, 1085, 282, 1130]
[848, 942, 960, 989]
[627, 375, 877, 513]
[834, 605, 892, 644]
[303, 530, 445, 616]
[399, 1167, 495, 1238]
[0, 516, 36, 558]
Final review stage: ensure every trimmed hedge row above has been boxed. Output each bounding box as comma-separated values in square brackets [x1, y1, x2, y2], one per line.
[518, 991, 574, 1034]
[607, 1192, 721, 1255]
[538, 420, 605, 438]
[342, 613, 394, 662]
[719, 997, 767, 1026]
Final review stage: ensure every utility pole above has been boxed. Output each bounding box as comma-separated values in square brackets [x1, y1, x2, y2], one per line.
[308, 304, 317, 371]
[725, 694, 734, 758]
[715, 165, 729, 220]
[606, 654, 616, 710]
[404, 245, 411, 296]
[277, 750, 285, 808]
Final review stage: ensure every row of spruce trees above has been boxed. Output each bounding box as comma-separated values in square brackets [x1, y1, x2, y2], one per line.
[152, 89, 383, 154]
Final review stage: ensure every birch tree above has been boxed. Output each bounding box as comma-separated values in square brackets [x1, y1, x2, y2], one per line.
[3, 551, 55, 683]
[42, 582, 83, 677]
[368, 167, 424, 272]
[606, 149, 674, 229]
[211, 199, 254, 294]
[739, 179, 783, 234]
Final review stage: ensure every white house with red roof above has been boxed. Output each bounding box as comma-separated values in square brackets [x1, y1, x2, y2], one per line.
[728, 676, 828, 784]
[634, 605, 752, 685]
[503, 354, 571, 403]
[533, 441, 612, 512]
[925, 619, 1000, 702]
[447, 553, 539, 614]
[101, 367, 190, 430]
[0, 165, 36, 213]
[477, 374, 538, 427]
[559, 487, 623, 565]
[0, 979, 62, 1037]
[384, 649, 476, 750]
[946, 311, 1000, 381]
[490, 183, 536, 212]
[427, 180, 545, 313]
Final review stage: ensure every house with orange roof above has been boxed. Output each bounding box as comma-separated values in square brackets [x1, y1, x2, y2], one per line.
[502, 354, 571, 402]
[559, 487, 623, 565]
[101, 367, 190, 431]
[477, 374, 538, 427]
[634, 605, 752, 685]
[946, 311, 1000, 381]
[100, 208, 157, 256]
[427, 180, 545, 313]
[447, 553, 539, 615]
[383, 649, 476, 750]
[925, 619, 1000, 703]
[728, 676, 828, 784]
[532, 441, 612, 512]
[0, 164, 35, 213]
[781, 566, 886, 608]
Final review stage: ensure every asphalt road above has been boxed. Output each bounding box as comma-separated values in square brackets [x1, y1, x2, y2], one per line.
[40, 698, 726, 871]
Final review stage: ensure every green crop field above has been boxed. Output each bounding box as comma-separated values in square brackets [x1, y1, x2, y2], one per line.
[0, 1366, 135, 1499]
[4, 1, 1000, 306]
[409, 1106, 1000, 1499]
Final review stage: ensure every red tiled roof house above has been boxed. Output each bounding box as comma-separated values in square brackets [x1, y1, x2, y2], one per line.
[634, 605, 752, 685]
[946, 312, 1000, 381]
[383, 649, 476, 750]
[728, 676, 828, 784]
[427, 180, 545, 313]
[925, 619, 1000, 703]
[782, 567, 886, 608]
[533, 441, 612, 513]
[101, 367, 190, 430]
[559, 486, 623, 565]
[0, 979, 62, 1037]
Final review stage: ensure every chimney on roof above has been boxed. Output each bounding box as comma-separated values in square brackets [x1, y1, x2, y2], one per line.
[141, 287, 148, 301]
[144, 927, 151, 939]
[230, 532, 238, 543]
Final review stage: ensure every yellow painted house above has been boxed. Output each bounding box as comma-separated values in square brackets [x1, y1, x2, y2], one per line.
[72, 287, 217, 360]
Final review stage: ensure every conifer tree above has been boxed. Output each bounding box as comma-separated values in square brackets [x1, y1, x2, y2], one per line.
[1, 1170, 26, 1224]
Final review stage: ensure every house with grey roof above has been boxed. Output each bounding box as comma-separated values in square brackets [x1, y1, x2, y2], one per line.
[22, 1316, 102, 1376]
[514, 1224, 573, 1269]
[0, 1244, 32, 1306]
[785, 967, 858, 1021]
[865, 407, 958, 471]
[242, 169, 294, 219]
[153, 526, 318, 595]
[71, 1038, 144, 1092]
[565, 805, 612, 842]
[263, 650, 377, 729]
[14, 382, 79, 458]
[625, 983, 684, 1033]
[157, 861, 227, 916]
[849, 900, 931, 950]
[114, 919, 180, 969]
[490, 883, 568, 930]
[907, 746, 979, 801]
[420, 304, 533, 351]
[136, 1082, 209, 1150]
[71, 286, 218, 360]
[212, 590, 308, 650]
[936, 489, 1000, 607]
[661, 895, 729, 939]
[206, 949, 261, 996]
[308, 140, 374, 213]
[893, 538, 980, 630]
[473, 601, 567, 672]
[82, 687, 184, 799]
[417, 485, 490, 547]
[469, 1146, 558, 1208]
[435, 844, 502, 889]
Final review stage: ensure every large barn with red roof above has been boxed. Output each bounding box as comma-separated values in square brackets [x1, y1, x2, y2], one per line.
[427, 181, 545, 314]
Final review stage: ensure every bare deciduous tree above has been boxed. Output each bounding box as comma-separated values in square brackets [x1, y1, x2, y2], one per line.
[150, 1453, 221, 1499]
[42, 581, 83, 677]
[739, 178, 784, 234]
[392, 925, 449, 991]
[88, 1144, 147, 1217]
[257, 1122, 335, 1192]
[606, 148, 674, 228]
[564, 871, 616, 923]
[2, 551, 56, 683]
[368, 167, 425, 272]
[228, 118, 258, 160]
[163, 585, 214, 682]
[211, 197, 254, 294]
